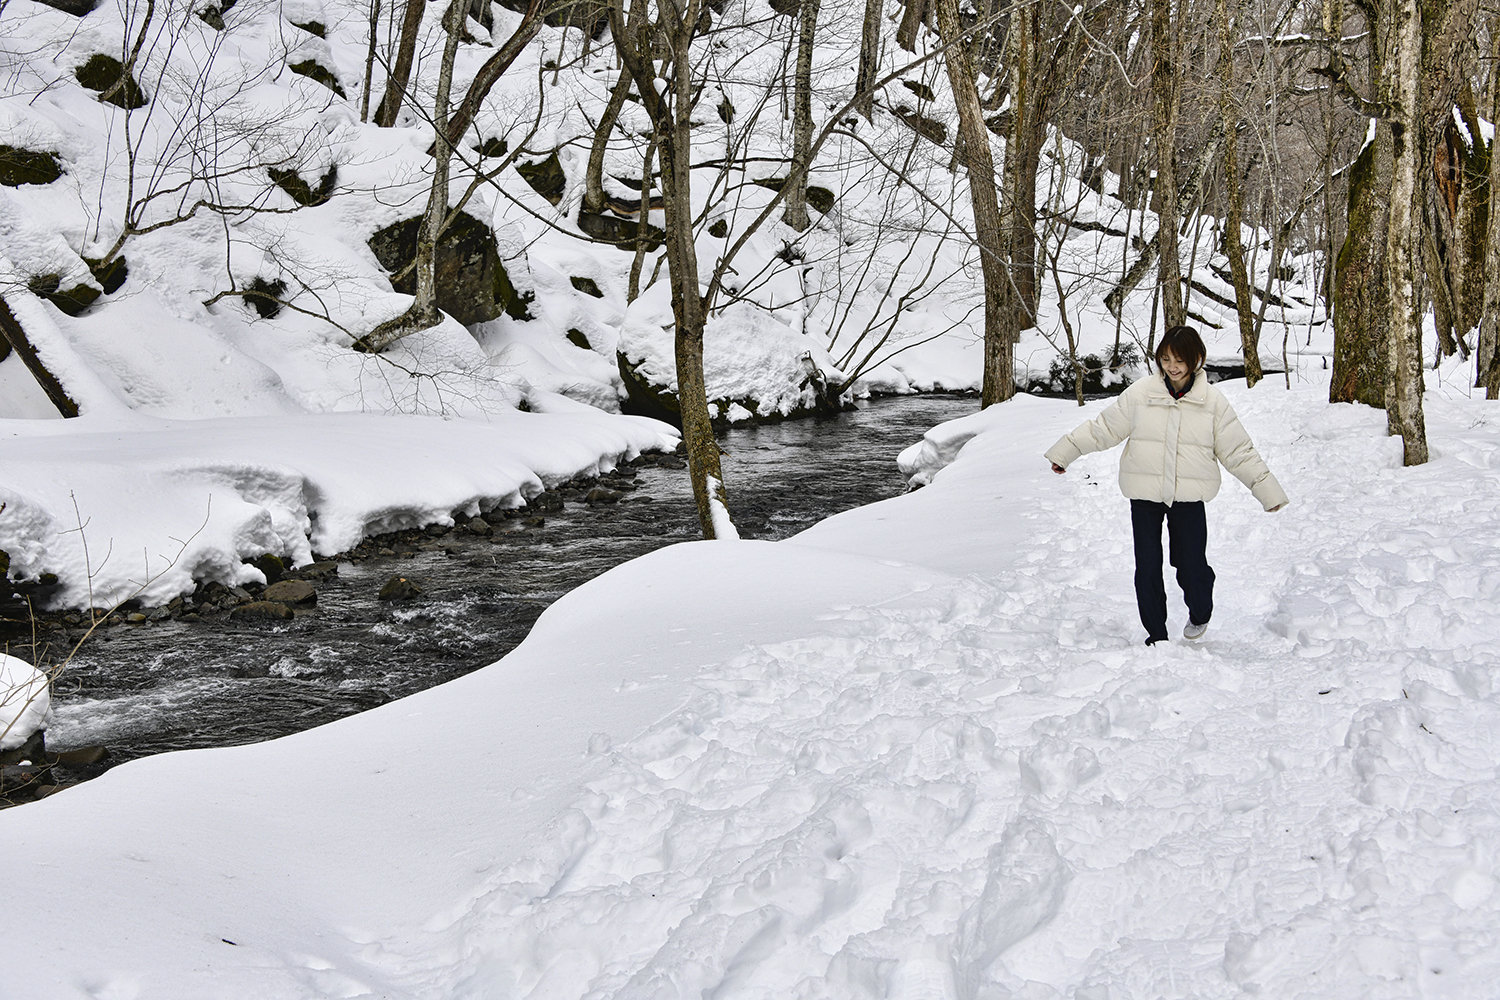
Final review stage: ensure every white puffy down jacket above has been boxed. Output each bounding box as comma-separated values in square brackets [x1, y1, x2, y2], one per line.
[1044, 374, 1289, 510]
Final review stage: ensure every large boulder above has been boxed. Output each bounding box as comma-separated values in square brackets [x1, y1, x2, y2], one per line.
[368, 211, 530, 325]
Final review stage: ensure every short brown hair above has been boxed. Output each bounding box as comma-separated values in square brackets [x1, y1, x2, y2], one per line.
[1156, 325, 1206, 371]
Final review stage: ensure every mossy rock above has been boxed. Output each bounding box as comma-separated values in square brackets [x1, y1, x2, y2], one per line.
[245, 553, 286, 583]
[34, 0, 100, 14]
[768, 0, 800, 13]
[894, 107, 946, 145]
[577, 211, 665, 252]
[28, 274, 101, 316]
[708, 218, 728, 239]
[718, 96, 735, 124]
[269, 164, 337, 206]
[289, 60, 346, 98]
[901, 79, 936, 102]
[617, 351, 682, 426]
[368, 211, 532, 324]
[75, 54, 148, 109]
[566, 328, 592, 350]
[569, 276, 603, 298]
[516, 151, 566, 204]
[474, 136, 509, 158]
[750, 177, 835, 215]
[84, 255, 129, 294]
[0, 146, 63, 187]
[291, 19, 326, 36]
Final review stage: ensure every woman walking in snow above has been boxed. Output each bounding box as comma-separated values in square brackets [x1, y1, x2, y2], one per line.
[1044, 326, 1288, 646]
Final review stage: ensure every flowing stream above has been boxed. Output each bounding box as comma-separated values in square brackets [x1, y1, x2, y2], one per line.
[37, 396, 976, 768]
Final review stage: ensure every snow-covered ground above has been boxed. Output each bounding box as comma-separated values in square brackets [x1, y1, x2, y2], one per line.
[3, 365, 1497, 999]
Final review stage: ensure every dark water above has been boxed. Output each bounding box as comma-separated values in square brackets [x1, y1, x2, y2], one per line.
[31, 396, 976, 766]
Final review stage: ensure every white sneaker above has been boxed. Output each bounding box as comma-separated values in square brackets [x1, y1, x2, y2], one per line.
[1183, 621, 1208, 640]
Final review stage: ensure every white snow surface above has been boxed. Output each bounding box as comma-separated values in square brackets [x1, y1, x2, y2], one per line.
[0, 653, 51, 750]
[0, 408, 677, 608]
[4, 368, 1500, 999]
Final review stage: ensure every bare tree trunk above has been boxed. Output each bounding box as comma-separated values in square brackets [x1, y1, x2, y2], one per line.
[896, 0, 927, 53]
[628, 134, 658, 302]
[360, 0, 382, 122]
[855, 0, 881, 121]
[442, 0, 544, 149]
[1218, 0, 1259, 385]
[935, 0, 1011, 406]
[783, 0, 820, 232]
[1003, 4, 1038, 328]
[1149, 0, 1184, 329]
[609, 0, 731, 538]
[374, 0, 426, 127]
[356, 0, 463, 352]
[1384, 0, 1427, 463]
[584, 66, 636, 214]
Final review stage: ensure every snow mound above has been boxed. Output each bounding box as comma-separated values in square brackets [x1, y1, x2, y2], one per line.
[0, 654, 50, 750]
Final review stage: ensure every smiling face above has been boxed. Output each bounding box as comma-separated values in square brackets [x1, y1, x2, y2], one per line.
[1161, 350, 1191, 387]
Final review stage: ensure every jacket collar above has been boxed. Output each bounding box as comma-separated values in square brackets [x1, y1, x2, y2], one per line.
[1145, 370, 1209, 404]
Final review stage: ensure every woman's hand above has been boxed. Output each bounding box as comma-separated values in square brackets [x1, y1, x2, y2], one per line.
[1051, 462, 1066, 475]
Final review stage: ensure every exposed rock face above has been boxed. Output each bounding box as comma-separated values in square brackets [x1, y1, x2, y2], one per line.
[27, 274, 100, 316]
[577, 211, 666, 252]
[269, 165, 336, 207]
[231, 601, 295, 621]
[0, 147, 63, 187]
[288, 60, 345, 98]
[368, 212, 531, 325]
[263, 580, 316, 605]
[74, 54, 148, 109]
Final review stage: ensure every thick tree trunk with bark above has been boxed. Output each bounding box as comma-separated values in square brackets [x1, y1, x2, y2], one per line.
[1383, 0, 1427, 463]
[1480, 40, 1500, 396]
[935, 0, 1011, 405]
[783, 0, 820, 232]
[1149, 0, 1184, 330]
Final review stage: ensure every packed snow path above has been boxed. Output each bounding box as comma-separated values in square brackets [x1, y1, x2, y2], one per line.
[3, 371, 1499, 999]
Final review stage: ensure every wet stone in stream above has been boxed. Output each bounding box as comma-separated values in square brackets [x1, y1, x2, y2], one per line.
[0, 395, 977, 794]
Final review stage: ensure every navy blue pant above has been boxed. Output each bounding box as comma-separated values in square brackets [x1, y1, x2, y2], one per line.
[1130, 500, 1214, 643]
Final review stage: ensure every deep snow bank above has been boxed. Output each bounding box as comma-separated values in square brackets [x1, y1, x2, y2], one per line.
[0, 406, 677, 608]
[3, 368, 1499, 1000]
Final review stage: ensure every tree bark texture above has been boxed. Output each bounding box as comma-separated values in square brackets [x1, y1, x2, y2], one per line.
[1479, 33, 1500, 395]
[935, 0, 1012, 406]
[855, 0, 881, 120]
[375, 0, 427, 127]
[1383, 0, 1428, 463]
[783, 0, 820, 232]
[608, 0, 730, 538]
[1149, 0, 1184, 330]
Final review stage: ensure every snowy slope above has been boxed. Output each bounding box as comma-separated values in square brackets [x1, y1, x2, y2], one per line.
[3, 367, 1498, 998]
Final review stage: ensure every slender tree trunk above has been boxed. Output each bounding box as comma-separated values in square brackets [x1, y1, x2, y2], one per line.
[1004, 5, 1039, 328]
[584, 66, 636, 214]
[1218, 0, 1259, 385]
[935, 0, 1011, 406]
[374, 0, 427, 127]
[361, 0, 381, 122]
[443, 0, 544, 149]
[609, 0, 731, 538]
[628, 134, 657, 302]
[783, 0, 820, 232]
[1149, 0, 1184, 329]
[855, 0, 881, 121]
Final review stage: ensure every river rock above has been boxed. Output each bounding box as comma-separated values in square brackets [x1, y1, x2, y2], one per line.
[231, 601, 294, 621]
[288, 560, 339, 582]
[467, 519, 493, 537]
[263, 580, 316, 605]
[531, 491, 564, 512]
[379, 575, 423, 600]
[585, 487, 622, 504]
